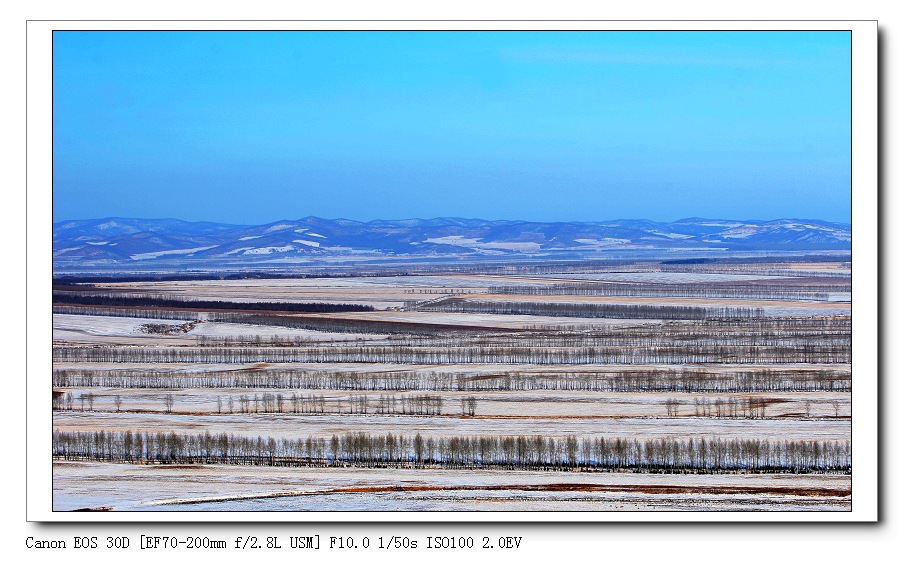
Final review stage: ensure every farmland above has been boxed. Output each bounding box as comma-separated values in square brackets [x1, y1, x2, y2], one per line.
[52, 257, 852, 511]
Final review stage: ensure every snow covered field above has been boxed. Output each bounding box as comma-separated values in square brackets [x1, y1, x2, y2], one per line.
[53, 461, 850, 512]
[52, 261, 852, 512]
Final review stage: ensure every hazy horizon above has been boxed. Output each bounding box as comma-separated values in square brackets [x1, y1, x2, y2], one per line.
[52, 214, 853, 227]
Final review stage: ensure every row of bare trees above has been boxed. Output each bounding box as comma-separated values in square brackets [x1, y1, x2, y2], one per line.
[393, 325, 852, 350]
[54, 305, 201, 321]
[53, 390, 455, 416]
[53, 340, 852, 365]
[659, 264, 850, 278]
[52, 291, 374, 313]
[664, 396, 788, 418]
[221, 392, 327, 414]
[54, 366, 851, 393]
[52, 430, 851, 473]
[487, 282, 836, 301]
[422, 299, 767, 320]
[213, 392, 445, 415]
[184, 322, 852, 351]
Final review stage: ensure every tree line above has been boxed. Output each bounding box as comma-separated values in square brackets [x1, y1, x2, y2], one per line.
[394, 323, 851, 350]
[54, 366, 851, 393]
[54, 305, 202, 322]
[52, 292, 374, 313]
[53, 270, 411, 285]
[53, 328, 852, 365]
[52, 430, 851, 473]
[662, 265, 850, 278]
[181, 317, 851, 352]
[209, 392, 445, 416]
[422, 299, 767, 320]
[487, 282, 836, 301]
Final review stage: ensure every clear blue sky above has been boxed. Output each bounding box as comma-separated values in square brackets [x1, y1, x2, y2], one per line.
[52, 31, 851, 224]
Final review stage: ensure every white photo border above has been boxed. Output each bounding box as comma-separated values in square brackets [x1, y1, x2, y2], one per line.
[27, 19, 878, 523]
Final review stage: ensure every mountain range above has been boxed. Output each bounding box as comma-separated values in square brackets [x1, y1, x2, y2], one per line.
[52, 216, 852, 268]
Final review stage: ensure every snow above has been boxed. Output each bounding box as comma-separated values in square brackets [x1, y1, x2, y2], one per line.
[52, 461, 850, 512]
[574, 238, 631, 246]
[53, 313, 186, 340]
[426, 235, 481, 246]
[425, 236, 541, 251]
[306, 232, 326, 238]
[238, 235, 262, 241]
[130, 246, 217, 260]
[54, 410, 851, 444]
[719, 226, 758, 239]
[54, 247, 82, 255]
[243, 245, 295, 255]
[294, 239, 321, 247]
[264, 224, 294, 233]
[86, 241, 109, 246]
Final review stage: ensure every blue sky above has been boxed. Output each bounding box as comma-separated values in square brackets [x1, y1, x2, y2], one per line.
[52, 31, 851, 224]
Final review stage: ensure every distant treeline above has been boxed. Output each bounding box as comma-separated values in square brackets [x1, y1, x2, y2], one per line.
[53, 388, 457, 416]
[52, 312, 851, 365]
[52, 271, 413, 285]
[54, 305, 202, 322]
[52, 339, 851, 365]
[177, 322, 851, 351]
[418, 319, 852, 350]
[486, 283, 837, 301]
[422, 299, 766, 320]
[659, 266, 850, 278]
[660, 256, 849, 265]
[52, 292, 373, 313]
[53, 366, 851, 393]
[52, 430, 851, 473]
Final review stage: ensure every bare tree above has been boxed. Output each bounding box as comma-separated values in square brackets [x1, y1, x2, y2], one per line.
[461, 396, 477, 417]
[665, 398, 680, 417]
[162, 394, 175, 414]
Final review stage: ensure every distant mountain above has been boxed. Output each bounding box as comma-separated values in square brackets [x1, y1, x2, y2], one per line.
[53, 216, 852, 269]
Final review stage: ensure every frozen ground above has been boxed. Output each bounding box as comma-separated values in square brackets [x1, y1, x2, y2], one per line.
[53, 409, 851, 442]
[53, 461, 850, 512]
[55, 388, 851, 420]
[53, 314, 384, 345]
[52, 266, 852, 513]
